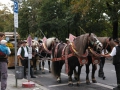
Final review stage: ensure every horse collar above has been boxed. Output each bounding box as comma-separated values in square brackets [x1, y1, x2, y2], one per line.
[42, 43, 51, 54]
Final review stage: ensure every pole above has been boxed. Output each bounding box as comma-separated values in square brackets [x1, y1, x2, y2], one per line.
[78, 26, 86, 34]
[14, 27, 18, 87]
[14, 0, 18, 87]
[27, 35, 32, 81]
[40, 29, 45, 37]
[28, 46, 30, 81]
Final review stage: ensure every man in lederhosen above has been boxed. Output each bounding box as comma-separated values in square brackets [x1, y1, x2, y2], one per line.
[17, 40, 36, 78]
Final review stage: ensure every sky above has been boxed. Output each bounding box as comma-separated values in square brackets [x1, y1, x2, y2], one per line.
[0, 0, 13, 12]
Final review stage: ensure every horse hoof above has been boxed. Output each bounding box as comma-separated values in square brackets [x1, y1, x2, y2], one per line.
[76, 83, 80, 86]
[57, 80, 61, 83]
[49, 71, 51, 73]
[92, 80, 97, 83]
[68, 83, 73, 86]
[103, 76, 106, 80]
[86, 81, 91, 85]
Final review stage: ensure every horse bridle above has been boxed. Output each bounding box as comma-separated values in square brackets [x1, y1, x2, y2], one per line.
[88, 36, 102, 50]
[87, 36, 102, 57]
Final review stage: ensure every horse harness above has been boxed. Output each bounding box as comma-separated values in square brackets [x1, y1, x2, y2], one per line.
[52, 41, 101, 65]
[52, 42, 89, 65]
[38, 43, 52, 61]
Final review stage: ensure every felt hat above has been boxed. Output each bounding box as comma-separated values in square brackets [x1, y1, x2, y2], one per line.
[113, 38, 119, 43]
[22, 40, 27, 43]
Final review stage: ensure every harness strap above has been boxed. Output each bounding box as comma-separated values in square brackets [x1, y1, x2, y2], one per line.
[42, 43, 51, 54]
[54, 43, 61, 58]
[52, 53, 74, 61]
[70, 42, 78, 54]
[88, 47, 101, 64]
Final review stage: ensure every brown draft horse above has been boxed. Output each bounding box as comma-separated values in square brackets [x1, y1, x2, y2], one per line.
[51, 33, 103, 86]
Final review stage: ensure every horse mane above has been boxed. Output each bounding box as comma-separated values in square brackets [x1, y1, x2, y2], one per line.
[45, 37, 56, 48]
[73, 33, 89, 56]
[32, 40, 39, 46]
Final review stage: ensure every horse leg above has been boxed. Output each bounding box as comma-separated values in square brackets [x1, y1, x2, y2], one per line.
[42, 61, 45, 74]
[39, 61, 41, 70]
[86, 63, 91, 85]
[48, 61, 51, 73]
[92, 64, 97, 83]
[76, 65, 82, 86]
[56, 61, 64, 83]
[73, 67, 78, 81]
[68, 66, 74, 86]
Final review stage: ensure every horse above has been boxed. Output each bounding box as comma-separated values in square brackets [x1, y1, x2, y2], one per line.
[38, 37, 59, 73]
[85, 37, 116, 85]
[51, 33, 103, 86]
[97, 37, 115, 79]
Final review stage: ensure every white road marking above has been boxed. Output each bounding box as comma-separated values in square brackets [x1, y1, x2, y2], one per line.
[94, 83, 114, 89]
[44, 68, 114, 89]
[111, 70, 115, 72]
[8, 74, 15, 76]
[48, 81, 85, 87]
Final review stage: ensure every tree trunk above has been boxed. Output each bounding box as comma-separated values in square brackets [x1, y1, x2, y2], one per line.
[112, 20, 118, 39]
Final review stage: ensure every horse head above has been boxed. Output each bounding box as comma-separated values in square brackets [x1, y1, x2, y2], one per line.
[73, 33, 103, 56]
[88, 33, 103, 52]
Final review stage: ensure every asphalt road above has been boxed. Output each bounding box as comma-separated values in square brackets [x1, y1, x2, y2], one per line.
[9, 58, 116, 90]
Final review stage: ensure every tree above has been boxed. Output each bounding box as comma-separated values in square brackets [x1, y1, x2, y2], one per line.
[0, 3, 13, 32]
[18, 0, 42, 38]
[106, 0, 120, 39]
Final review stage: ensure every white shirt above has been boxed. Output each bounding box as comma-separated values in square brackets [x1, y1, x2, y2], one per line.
[17, 46, 28, 57]
[101, 49, 108, 57]
[101, 49, 108, 55]
[109, 45, 118, 57]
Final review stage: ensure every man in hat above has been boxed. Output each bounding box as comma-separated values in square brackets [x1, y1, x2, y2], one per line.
[17, 40, 36, 78]
[102, 38, 120, 90]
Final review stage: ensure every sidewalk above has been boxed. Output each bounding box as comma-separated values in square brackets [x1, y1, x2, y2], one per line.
[6, 71, 49, 90]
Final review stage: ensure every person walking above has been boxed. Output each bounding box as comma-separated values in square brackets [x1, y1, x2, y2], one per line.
[101, 38, 120, 90]
[98, 49, 108, 79]
[0, 32, 11, 90]
[17, 40, 36, 78]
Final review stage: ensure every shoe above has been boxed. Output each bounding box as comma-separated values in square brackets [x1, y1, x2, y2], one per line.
[117, 85, 120, 88]
[24, 76, 27, 79]
[31, 76, 36, 78]
[113, 87, 120, 90]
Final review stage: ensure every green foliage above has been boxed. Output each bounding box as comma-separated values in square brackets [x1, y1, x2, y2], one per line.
[0, 3, 13, 32]
[0, 0, 120, 40]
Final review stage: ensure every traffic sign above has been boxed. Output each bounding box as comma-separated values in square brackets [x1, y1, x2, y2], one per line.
[14, 1, 18, 28]
[14, 13, 18, 28]
[14, 1, 18, 13]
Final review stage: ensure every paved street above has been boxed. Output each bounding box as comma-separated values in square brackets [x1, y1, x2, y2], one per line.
[7, 58, 117, 90]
